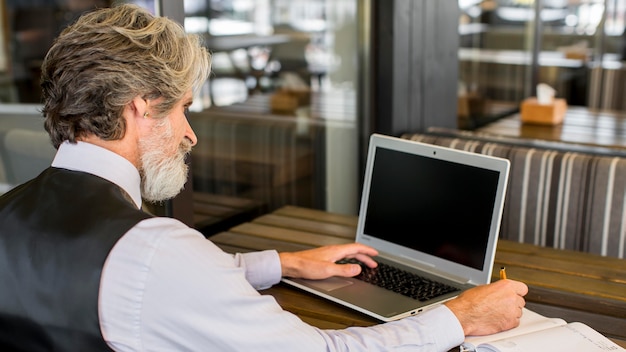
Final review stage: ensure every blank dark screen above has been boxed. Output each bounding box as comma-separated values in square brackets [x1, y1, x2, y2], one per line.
[363, 147, 501, 270]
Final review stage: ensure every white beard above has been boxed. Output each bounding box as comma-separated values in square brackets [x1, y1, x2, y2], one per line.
[138, 119, 192, 203]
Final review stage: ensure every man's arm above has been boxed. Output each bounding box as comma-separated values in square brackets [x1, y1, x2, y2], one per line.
[102, 221, 527, 351]
[235, 243, 380, 289]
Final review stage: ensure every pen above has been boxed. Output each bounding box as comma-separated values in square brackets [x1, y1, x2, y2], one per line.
[499, 267, 507, 280]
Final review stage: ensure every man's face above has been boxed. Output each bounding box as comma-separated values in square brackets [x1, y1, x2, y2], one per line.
[138, 91, 196, 202]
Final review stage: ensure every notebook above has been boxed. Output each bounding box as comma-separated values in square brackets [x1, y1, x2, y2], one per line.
[282, 133, 511, 322]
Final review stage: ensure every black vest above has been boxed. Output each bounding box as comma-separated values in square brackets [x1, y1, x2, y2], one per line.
[0, 167, 151, 351]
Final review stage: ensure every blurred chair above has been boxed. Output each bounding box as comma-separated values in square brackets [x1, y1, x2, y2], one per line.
[1, 128, 56, 187]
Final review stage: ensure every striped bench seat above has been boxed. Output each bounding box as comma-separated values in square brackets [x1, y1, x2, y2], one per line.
[402, 128, 626, 259]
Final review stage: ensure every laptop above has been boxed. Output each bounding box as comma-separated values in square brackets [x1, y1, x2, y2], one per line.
[282, 133, 510, 322]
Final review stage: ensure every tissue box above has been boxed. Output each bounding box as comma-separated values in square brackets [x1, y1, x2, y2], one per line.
[520, 97, 567, 125]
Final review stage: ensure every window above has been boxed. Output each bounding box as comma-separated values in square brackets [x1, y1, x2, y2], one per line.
[185, 1, 361, 234]
[458, 0, 626, 128]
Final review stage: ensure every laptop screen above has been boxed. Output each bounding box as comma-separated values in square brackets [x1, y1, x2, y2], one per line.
[363, 146, 501, 271]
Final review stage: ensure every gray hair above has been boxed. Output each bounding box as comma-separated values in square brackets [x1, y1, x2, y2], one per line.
[41, 4, 211, 148]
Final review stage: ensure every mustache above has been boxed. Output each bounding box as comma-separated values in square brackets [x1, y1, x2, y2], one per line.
[179, 138, 193, 155]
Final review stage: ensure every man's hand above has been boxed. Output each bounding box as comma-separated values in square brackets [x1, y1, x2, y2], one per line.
[444, 279, 529, 336]
[279, 243, 379, 280]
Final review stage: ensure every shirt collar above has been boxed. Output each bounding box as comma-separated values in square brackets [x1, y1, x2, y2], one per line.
[51, 141, 143, 209]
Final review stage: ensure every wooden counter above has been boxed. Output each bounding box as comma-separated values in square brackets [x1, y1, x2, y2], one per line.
[475, 106, 626, 149]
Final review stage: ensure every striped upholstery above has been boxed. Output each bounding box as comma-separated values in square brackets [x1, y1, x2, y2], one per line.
[402, 132, 626, 259]
[189, 112, 323, 211]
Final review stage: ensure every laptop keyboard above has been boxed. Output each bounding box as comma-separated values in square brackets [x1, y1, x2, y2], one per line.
[337, 259, 460, 301]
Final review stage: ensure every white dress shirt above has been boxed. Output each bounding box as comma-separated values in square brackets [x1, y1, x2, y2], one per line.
[51, 141, 465, 352]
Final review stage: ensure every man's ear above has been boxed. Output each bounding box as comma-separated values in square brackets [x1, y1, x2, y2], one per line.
[129, 96, 149, 119]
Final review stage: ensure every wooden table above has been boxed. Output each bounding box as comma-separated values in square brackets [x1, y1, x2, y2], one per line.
[475, 106, 626, 149]
[211, 205, 626, 348]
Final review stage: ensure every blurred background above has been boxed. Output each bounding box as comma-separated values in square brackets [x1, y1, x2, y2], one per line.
[1, 0, 626, 235]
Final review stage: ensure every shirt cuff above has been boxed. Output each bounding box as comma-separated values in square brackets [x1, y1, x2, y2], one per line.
[425, 305, 465, 350]
[239, 250, 282, 290]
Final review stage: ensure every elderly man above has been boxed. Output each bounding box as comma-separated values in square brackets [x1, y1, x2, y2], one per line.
[0, 4, 527, 351]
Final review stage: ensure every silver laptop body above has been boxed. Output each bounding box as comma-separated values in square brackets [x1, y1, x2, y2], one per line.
[283, 133, 510, 322]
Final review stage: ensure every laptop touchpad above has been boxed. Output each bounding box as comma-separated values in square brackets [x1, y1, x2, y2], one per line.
[307, 277, 353, 291]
